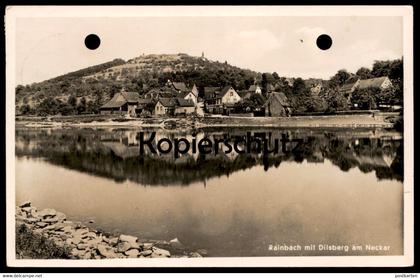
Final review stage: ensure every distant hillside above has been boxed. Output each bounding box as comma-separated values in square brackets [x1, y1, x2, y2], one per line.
[51, 58, 126, 82]
[15, 53, 260, 115]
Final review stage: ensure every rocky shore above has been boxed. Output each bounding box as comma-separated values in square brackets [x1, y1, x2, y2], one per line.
[16, 201, 203, 259]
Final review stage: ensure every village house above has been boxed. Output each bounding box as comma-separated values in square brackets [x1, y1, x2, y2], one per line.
[358, 76, 393, 90]
[264, 92, 292, 117]
[100, 91, 140, 116]
[203, 86, 242, 114]
[181, 84, 199, 104]
[203, 87, 222, 114]
[220, 86, 241, 105]
[220, 86, 242, 114]
[174, 98, 196, 116]
[154, 97, 196, 116]
[339, 76, 393, 108]
[135, 98, 154, 115]
[154, 98, 176, 116]
[340, 76, 392, 96]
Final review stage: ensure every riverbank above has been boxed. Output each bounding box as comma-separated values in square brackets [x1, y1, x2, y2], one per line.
[15, 112, 400, 129]
[16, 202, 203, 259]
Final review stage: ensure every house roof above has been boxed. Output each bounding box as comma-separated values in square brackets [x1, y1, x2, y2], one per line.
[265, 92, 290, 107]
[237, 90, 251, 99]
[178, 91, 188, 98]
[358, 77, 389, 90]
[100, 93, 127, 109]
[175, 98, 195, 107]
[220, 86, 235, 97]
[171, 82, 188, 91]
[138, 98, 153, 105]
[164, 88, 180, 96]
[157, 98, 176, 107]
[339, 82, 357, 92]
[121, 91, 140, 103]
[101, 91, 140, 109]
[160, 91, 177, 98]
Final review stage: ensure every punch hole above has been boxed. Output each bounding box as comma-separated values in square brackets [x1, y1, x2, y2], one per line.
[85, 34, 101, 50]
[316, 34, 332, 50]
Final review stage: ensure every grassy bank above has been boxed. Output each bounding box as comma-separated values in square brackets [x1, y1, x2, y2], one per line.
[16, 224, 71, 259]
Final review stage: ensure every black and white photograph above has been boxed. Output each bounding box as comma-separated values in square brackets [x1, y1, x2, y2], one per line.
[5, 6, 414, 268]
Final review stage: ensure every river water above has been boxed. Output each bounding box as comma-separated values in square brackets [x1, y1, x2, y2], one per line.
[15, 127, 403, 257]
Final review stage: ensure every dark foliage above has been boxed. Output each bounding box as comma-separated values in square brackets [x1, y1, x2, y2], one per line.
[16, 224, 71, 259]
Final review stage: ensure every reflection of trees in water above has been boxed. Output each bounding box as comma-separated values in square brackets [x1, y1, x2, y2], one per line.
[15, 128, 403, 185]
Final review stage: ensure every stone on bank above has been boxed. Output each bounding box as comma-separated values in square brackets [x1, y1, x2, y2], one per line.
[15, 201, 202, 259]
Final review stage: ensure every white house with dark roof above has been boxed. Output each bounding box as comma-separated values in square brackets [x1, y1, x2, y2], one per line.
[338, 76, 394, 109]
[358, 76, 393, 90]
[220, 86, 241, 105]
[183, 84, 199, 104]
[340, 76, 392, 95]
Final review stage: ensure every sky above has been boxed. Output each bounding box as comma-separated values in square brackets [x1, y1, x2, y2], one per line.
[14, 16, 403, 85]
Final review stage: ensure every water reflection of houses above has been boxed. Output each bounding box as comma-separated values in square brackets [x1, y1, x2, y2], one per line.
[98, 129, 400, 173]
[15, 128, 404, 185]
[100, 130, 140, 160]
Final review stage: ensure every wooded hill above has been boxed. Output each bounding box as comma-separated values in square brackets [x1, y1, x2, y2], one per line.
[15, 53, 259, 115]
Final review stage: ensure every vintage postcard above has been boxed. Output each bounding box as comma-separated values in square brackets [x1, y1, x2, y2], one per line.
[5, 6, 413, 267]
